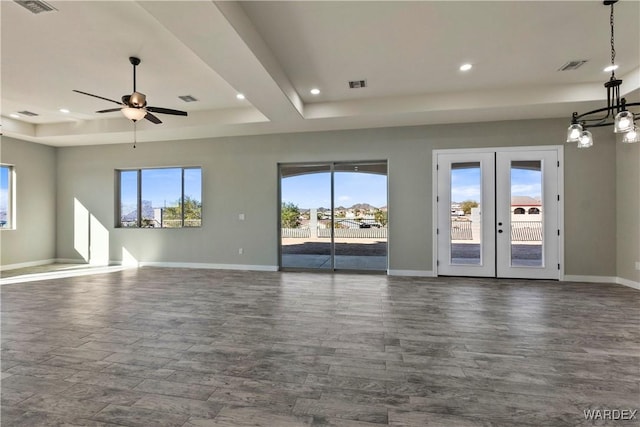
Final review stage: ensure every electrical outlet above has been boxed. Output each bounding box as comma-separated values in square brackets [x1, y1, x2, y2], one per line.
[238, 248, 243, 255]
[238, 213, 245, 221]
[635, 261, 640, 271]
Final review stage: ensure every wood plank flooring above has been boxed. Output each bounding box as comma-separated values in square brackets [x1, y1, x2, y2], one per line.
[1, 267, 639, 426]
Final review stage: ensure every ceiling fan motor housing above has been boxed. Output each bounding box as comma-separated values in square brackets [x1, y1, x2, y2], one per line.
[129, 92, 147, 108]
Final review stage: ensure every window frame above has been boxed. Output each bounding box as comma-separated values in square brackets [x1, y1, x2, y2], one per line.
[0, 164, 15, 230]
[116, 166, 202, 229]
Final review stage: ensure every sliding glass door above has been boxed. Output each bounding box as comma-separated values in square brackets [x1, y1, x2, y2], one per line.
[279, 161, 388, 271]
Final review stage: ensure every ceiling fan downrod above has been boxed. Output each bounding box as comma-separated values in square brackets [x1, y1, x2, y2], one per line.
[130, 56, 140, 93]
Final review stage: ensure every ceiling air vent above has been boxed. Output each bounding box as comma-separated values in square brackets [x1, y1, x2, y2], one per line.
[178, 95, 198, 103]
[558, 60, 588, 71]
[17, 110, 39, 116]
[348, 80, 367, 89]
[14, 0, 57, 14]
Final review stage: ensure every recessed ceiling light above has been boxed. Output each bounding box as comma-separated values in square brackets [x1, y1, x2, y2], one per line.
[10, 113, 20, 119]
[310, 88, 320, 95]
[236, 93, 245, 100]
[604, 64, 618, 72]
[59, 108, 70, 113]
[459, 63, 473, 71]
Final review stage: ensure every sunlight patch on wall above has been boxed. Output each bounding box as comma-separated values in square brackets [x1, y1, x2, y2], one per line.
[73, 198, 89, 261]
[122, 247, 139, 267]
[89, 214, 109, 266]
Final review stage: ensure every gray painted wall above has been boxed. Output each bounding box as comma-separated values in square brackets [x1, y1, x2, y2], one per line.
[0, 137, 57, 266]
[48, 118, 621, 276]
[617, 141, 640, 283]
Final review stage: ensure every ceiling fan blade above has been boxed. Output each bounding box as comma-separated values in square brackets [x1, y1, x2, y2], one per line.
[73, 90, 122, 105]
[146, 106, 188, 116]
[96, 108, 122, 113]
[144, 112, 162, 124]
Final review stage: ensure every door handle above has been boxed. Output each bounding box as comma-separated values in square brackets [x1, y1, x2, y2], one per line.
[498, 229, 503, 233]
[498, 222, 503, 226]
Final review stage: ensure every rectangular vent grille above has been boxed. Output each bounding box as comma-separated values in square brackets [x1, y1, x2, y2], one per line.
[558, 60, 588, 71]
[14, 0, 57, 14]
[179, 95, 198, 102]
[17, 110, 39, 116]
[348, 80, 367, 89]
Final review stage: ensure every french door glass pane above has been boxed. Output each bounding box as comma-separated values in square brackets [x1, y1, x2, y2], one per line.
[450, 162, 481, 265]
[510, 160, 543, 267]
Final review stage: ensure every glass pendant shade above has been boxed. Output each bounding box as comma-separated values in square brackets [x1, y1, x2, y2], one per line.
[577, 130, 593, 148]
[621, 125, 640, 144]
[122, 107, 147, 122]
[566, 123, 583, 143]
[614, 111, 634, 133]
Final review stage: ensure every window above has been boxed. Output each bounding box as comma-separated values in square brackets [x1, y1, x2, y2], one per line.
[513, 207, 525, 215]
[117, 167, 202, 228]
[528, 207, 540, 214]
[0, 165, 14, 229]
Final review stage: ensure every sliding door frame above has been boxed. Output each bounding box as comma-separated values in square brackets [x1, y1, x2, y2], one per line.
[278, 160, 389, 273]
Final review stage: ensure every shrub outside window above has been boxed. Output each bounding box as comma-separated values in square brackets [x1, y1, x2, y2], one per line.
[117, 167, 202, 228]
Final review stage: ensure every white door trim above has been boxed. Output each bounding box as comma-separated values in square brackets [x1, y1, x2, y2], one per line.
[433, 146, 564, 279]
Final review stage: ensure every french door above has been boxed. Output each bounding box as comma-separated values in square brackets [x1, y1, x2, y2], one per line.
[435, 147, 562, 279]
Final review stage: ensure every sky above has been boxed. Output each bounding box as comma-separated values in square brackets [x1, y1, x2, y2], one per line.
[282, 172, 387, 209]
[120, 168, 202, 211]
[451, 166, 541, 203]
[282, 167, 541, 210]
[0, 166, 9, 212]
[114, 164, 540, 214]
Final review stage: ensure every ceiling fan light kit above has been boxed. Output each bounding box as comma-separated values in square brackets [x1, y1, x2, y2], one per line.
[122, 107, 147, 122]
[566, 0, 639, 148]
[73, 56, 187, 125]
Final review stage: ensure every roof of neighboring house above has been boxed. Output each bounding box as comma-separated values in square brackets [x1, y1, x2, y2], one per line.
[511, 196, 541, 206]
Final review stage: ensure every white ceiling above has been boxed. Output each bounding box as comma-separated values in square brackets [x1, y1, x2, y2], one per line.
[1, 0, 639, 147]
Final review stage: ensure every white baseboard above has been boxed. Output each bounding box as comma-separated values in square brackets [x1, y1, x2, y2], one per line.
[563, 275, 618, 284]
[616, 276, 640, 290]
[563, 275, 639, 290]
[56, 259, 279, 272]
[388, 269, 435, 277]
[137, 262, 278, 272]
[4, 260, 636, 288]
[0, 259, 56, 271]
[55, 258, 89, 264]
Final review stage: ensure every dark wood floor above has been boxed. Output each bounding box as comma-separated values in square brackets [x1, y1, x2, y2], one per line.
[1, 267, 639, 426]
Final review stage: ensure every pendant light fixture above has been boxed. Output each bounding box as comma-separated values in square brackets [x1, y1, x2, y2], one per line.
[566, 0, 639, 148]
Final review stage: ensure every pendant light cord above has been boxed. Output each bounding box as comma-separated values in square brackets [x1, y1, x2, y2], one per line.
[610, 2, 616, 78]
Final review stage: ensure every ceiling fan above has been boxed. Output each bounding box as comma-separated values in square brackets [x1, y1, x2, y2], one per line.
[73, 57, 187, 124]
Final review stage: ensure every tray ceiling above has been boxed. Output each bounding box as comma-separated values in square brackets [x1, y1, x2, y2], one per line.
[2, 0, 639, 146]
